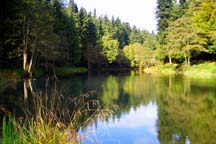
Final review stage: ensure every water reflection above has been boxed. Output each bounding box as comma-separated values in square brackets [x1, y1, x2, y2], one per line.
[156, 76, 216, 144]
[79, 102, 159, 144]
[1, 72, 216, 143]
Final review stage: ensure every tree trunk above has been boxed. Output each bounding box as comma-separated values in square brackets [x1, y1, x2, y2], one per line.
[168, 55, 172, 64]
[184, 54, 187, 65]
[28, 53, 33, 73]
[188, 55, 190, 66]
[22, 16, 32, 77]
[23, 16, 28, 71]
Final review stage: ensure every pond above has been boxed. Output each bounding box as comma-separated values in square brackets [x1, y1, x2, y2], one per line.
[1, 71, 216, 143]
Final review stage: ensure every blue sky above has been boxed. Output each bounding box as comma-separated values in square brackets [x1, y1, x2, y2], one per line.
[74, 0, 157, 32]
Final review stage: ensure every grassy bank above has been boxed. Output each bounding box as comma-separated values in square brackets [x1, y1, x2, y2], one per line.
[144, 63, 178, 75]
[144, 62, 216, 78]
[0, 67, 88, 80]
[183, 62, 216, 78]
[55, 67, 88, 76]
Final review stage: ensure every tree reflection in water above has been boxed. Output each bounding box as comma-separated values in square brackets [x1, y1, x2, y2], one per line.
[1, 72, 216, 143]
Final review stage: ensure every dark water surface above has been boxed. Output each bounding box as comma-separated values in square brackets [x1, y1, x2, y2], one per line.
[1, 71, 216, 143]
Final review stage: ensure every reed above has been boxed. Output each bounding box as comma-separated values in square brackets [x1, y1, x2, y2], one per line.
[1, 78, 112, 144]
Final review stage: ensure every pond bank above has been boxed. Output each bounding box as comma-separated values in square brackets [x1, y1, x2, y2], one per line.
[144, 62, 216, 78]
[0, 67, 88, 80]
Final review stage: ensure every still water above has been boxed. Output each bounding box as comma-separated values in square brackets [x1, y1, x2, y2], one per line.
[1, 71, 216, 143]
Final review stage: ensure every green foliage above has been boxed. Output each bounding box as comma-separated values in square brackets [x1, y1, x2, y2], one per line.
[165, 17, 207, 65]
[156, 0, 216, 66]
[101, 35, 119, 63]
[1, 0, 158, 71]
[123, 43, 155, 68]
[123, 45, 136, 67]
[156, 0, 173, 32]
[193, 0, 216, 54]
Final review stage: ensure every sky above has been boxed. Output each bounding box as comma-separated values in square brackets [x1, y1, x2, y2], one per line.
[74, 0, 158, 32]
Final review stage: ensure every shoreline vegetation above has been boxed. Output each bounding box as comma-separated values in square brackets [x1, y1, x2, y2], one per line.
[1, 62, 216, 80]
[144, 62, 216, 78]
[1, 84, 112, 144]
[0, 67, 88, 80]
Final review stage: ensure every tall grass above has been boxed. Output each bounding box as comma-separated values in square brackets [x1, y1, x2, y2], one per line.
[1, 77, 112, 144]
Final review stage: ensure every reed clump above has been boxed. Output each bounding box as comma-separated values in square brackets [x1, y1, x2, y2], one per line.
[1, 78, 112, 144]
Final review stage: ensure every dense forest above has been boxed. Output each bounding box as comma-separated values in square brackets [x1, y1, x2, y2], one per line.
[0, 0, 156, 76]
[0, 0, 216, 76]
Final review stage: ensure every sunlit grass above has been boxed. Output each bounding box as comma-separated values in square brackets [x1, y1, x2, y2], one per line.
[144, 63, 178, 75]
[183, 62, 216, 78]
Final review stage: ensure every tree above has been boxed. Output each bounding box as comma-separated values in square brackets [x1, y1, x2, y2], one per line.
[165, 17, 207, 65]
[65, 3, 81, 65]
[129, 26, 144, 44]
[156, 0, 173, 32]
[193, 0, 216, 54]
[101, 34, 119, 63]
[123, 43, 154, 68]
[84, 13, 99, 70]
[123, 45, 136, 67]
[112, 18, 130, 49]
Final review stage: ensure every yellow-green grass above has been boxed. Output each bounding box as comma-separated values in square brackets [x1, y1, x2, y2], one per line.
[183, 62, 216, 78]
[144, 63, 178, 75]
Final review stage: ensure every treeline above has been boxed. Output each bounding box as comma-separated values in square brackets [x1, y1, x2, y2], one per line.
[155, 0, 216, 65]
[0, 0, 156, 75]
